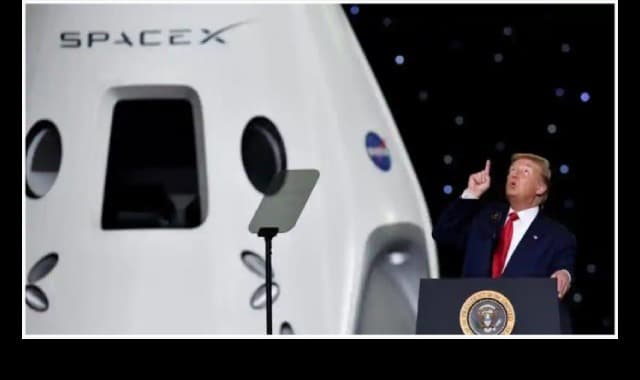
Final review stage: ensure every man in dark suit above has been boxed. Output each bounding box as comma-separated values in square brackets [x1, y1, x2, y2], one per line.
[432, 153, 576, 332]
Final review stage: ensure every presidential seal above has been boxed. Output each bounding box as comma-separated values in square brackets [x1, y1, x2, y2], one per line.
[459, 290, 515, 335]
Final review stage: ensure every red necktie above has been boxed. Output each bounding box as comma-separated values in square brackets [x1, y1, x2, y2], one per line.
[491, 212, 519, 278]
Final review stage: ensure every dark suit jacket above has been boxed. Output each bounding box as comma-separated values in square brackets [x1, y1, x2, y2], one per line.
[432, 198, 576, 278]
[432, 198, 577, 333]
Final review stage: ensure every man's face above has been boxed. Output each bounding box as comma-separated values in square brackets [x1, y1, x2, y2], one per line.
[505, 158, 547, 201]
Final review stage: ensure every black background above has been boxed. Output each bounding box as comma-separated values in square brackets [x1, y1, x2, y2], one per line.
[344, 4, 614, 334]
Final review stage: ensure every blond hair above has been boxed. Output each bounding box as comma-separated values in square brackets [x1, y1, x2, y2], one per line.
[511, 153, 551, 203]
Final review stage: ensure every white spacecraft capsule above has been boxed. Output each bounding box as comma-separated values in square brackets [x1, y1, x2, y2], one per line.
[25, 3, 439, 334]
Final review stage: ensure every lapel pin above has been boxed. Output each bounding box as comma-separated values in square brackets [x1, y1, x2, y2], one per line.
[533, 235, 538, 240]
[491, 212, 501, 222]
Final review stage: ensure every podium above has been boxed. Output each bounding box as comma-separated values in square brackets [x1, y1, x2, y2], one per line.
[416, 278, 562, 335]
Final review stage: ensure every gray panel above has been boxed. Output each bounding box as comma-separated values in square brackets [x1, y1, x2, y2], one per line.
[356, 223, 432, 334]
[249, 170, 319, 234]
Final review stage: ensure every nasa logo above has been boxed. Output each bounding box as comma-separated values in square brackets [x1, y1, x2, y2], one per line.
[365, 132, 391, 172]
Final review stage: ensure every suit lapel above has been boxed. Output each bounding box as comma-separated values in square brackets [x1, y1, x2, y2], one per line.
[486, 204, 509, 241]
[502, 213, 546, 276]
[476, 204, 509, 276]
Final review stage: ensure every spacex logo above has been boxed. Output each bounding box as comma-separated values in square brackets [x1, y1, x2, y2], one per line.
[60, 21, 248, 48]
[365, 132, 391, 172]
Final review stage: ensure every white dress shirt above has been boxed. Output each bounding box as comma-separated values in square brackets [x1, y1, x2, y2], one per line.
[460, 189, 570, 281]
[502, 205, 539, 270]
